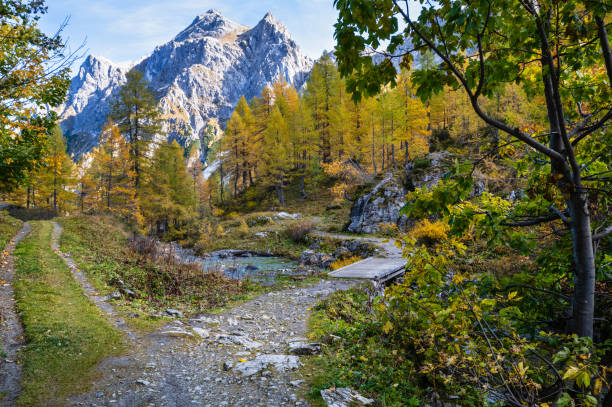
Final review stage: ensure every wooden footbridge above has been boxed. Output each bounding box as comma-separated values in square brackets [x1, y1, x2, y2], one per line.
[329, 256, 406, 282]
[313, 232, 406, 283]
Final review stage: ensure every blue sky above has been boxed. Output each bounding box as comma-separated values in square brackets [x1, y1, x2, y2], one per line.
[40, 0, 340, 74]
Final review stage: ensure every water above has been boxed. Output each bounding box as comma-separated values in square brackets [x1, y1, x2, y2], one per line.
[164, 244, 310, 285]
[202, 256, 304, 284]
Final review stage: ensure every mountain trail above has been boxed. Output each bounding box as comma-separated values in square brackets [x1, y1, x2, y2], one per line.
[312, 230, 403, 258]
[66, 278, 358, 406]
[50, 218, 360, 406]
[0, 222, 31, 407]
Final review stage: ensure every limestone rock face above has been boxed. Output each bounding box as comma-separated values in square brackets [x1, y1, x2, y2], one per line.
[347, 152, 456, 234]
[58, 55, 128, 157]
[58, 9, 313, 160]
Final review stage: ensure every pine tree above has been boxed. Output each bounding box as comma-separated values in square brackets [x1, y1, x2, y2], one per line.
[111, 70, 162, 193]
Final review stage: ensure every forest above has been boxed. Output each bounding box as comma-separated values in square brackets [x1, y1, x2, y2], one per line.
[0, 0, 611, 406]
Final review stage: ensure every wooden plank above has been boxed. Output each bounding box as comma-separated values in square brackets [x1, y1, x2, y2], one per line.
[329, 257, 405, 280]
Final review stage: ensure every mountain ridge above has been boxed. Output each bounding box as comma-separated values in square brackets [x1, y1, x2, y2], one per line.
[59, 10, 313, 161]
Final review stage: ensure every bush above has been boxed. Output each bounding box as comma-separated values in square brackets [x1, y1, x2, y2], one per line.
[238, 219, 249, 237]
[246, 214, 271, 227]
[330, 256, 362, 270]
[412, 157, 431, 170]
[409, 219, 449, 245]
[284, 220, 312, 242]
[212, 207, 224, 217]
[378, 222, 400, 237]
[429, 128, 452, 152]
[226, 211, 240, 220]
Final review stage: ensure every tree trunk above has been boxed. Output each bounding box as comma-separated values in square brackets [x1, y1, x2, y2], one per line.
[568, 190, 596, 338]
[107, 156, 112, 209]
[371, 114, 377, 175]
[300, 176, 306, 199]
[53, 172, 57, 212]
[219, 162, 224, 205]
[276, 182, 285, 207]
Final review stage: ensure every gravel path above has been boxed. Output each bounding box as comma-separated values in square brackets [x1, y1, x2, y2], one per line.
[48, 222, 359, 406]
[0, 222, 31, 407]
[66, 279, 357, 407]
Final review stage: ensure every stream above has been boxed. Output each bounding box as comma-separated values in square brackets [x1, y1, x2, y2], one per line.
[163, 243, 312, 285]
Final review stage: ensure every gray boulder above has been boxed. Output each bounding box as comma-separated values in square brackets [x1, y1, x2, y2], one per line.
[234, 354, 301, 377]
[288, 341, 321, 355]
[299, 250, 336, 269]
[320, 388, 374, 406]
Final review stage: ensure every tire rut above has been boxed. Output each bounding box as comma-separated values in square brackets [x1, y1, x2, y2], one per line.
[0, 222, 31, 407]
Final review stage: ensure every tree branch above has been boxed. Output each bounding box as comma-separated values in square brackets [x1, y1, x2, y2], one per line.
[391, 0, 569, 166]
[596, 16, 612, 87]
[593, 224, 612, 241]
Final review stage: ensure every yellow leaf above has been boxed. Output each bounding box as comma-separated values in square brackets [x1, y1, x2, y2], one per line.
[517, 361, 528, 377]
[562, 366, 581, 380]
[359, 356, 368, 362]
[238, 358, 247, 363]
[508, 291, 517, 300]
[594, 378, 603, 395]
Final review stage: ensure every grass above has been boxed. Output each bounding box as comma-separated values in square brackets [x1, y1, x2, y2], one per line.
[13, 221, 124, 406]
[199, 211, 349, 260]
[0, 210, 22, 249]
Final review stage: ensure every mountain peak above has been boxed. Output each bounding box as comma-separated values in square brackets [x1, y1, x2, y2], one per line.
[174, 9, 246, 42]
[253, 11, 289, 37]
[263, 12, 276, 22]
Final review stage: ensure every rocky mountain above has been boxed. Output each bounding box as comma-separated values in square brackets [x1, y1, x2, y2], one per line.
[59, 10, 314, 160]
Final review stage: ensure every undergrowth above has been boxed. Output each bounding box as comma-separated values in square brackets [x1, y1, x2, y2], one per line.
[305, 288, 424, 407]
[58, 215, 263, 322]
[0, 210, 22, 249]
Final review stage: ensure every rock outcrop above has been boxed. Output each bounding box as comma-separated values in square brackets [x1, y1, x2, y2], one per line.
[58, 9, 314, 160]
[347, 152, 456, 234]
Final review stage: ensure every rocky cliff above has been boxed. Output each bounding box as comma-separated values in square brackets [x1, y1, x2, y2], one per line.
[347, 152, 457, 234]
[58, 10, 313, 160]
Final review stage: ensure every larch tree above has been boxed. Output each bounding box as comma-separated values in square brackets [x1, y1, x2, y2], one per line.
[111, 70, 162, 193]
[32, 126, 75, 212]
[262, 106, 290, 207]
[141, 141, 195, 237]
